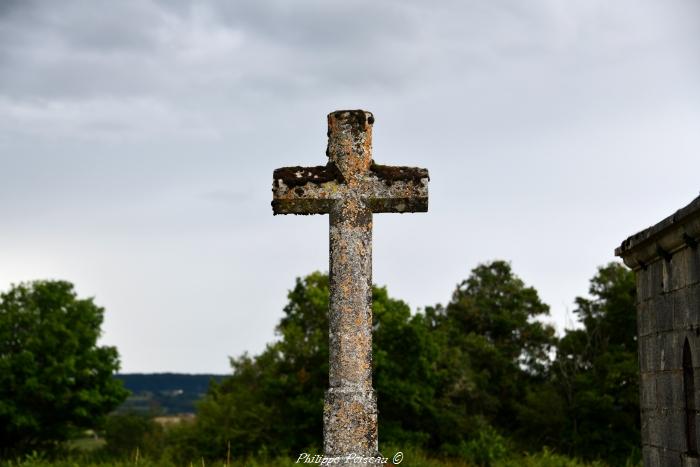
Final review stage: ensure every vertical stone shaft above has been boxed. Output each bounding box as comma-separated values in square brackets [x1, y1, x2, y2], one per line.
[323, 110, 378, 460]
[328, 199, 373, 390]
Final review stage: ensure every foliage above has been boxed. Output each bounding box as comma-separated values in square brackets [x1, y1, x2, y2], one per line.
[185, 262, 639, 464]
[193, 271, 441, 458]
[0, 447, 623, 467]
[495, 448, 610, 467]
[193, 272, 330, 458]
[193, 262, 571, 461]
[158, 419, 202, 464]
[425, 261, 557, 451]
[0, 281, 128, 456]
[553, 263, 639, 464]
[442, 261, 555, 375]
[441, 419, 508, 466]
[0, 261, 641, 465]
[103, 413, 164, 459]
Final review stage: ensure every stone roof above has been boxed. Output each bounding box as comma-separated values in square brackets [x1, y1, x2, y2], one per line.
[616, 195, 700, 269]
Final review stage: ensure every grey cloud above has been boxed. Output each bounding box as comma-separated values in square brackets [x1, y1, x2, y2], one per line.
[0, 0, 424, 102]
[209, 0, 416, 48]
[0, 0, 699, 372]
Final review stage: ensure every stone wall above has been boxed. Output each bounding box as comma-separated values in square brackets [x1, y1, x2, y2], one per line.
[636, 246, 700, 466]
[617, 196, 700, 467]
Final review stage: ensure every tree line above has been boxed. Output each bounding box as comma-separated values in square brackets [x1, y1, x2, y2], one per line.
[0, 261, 639, 465]
[177, 261, 639, 464]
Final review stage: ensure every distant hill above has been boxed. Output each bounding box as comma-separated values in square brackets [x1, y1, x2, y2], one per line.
[115, 373, 226, 415]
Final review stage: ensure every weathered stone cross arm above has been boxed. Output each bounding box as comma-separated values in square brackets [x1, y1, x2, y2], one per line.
[271, 111, 428, 216]
[271, 162, 429, 215]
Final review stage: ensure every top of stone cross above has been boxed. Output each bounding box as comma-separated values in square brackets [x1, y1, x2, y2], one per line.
[616, 195, 700, 269]
[326, 110, 374, 183]
[328, 109, 375, 126]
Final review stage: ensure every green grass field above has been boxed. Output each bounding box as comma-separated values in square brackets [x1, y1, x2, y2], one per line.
[0, 447, 625, 467]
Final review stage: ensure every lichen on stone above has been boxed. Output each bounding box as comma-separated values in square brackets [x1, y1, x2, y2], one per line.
[369, 161, 429, 186]
[273, 162, 345, 189]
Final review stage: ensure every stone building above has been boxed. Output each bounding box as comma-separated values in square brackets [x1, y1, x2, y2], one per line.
[617, 196, 700, 467]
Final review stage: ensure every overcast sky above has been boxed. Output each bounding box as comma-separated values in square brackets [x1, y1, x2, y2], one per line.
[1, 0, 699, 373]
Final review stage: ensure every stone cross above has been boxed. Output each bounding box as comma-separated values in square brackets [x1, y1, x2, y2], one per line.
[272, 110, 429, 462]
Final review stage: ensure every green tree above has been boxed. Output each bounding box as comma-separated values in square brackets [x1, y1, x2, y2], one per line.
[554, 262, 639, 463]
[442, 261, 555, 376]
[103, 412, 164, 459]
[0, 280, 128, 455]
[193, 273, 329, 458]
[426, 261, 557, 456]
[194, 272, 440, 458]
[189, 263, 640, 465]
